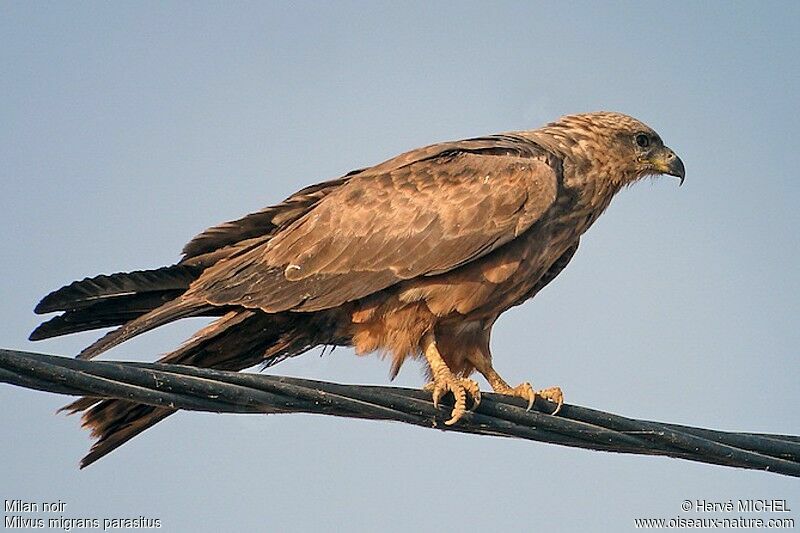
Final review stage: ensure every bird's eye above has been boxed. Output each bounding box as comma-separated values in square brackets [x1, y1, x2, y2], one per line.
[635, 133, 650, 148]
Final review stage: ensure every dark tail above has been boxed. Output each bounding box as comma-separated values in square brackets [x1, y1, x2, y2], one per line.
[65, 310, 327, 468]
[30, 265, 204, 341]
[74, 297, 214, 360]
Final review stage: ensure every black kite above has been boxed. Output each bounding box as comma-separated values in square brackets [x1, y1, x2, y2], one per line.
[31, 111, 685, 467]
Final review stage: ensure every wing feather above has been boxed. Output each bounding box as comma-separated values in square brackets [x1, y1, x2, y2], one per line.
[180, 177, 351, 262]
[186, 136, 560, 312]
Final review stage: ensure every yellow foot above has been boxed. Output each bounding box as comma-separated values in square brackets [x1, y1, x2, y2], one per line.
[494, 382, 564, 415]
[538, 386, 564, 415]
[423, 376, 481, 425]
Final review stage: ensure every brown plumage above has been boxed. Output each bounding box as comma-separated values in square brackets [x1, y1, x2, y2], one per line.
[32, 111, 685, 467]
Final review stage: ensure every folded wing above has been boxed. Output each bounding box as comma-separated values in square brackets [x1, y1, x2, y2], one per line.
[188, 135, 560, 312]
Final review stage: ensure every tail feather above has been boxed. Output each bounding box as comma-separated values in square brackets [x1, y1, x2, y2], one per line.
[34, 265, 201, 314]
[66, 310, 325, 468]
[76, 299, 211, 360]
[29, 290, 200, 340]
[30, 265, 205, 342]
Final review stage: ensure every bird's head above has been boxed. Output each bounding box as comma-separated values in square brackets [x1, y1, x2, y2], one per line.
[541, 111, 685, 187]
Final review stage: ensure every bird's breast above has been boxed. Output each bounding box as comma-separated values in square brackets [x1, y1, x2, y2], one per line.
[396, 221, 580, 321]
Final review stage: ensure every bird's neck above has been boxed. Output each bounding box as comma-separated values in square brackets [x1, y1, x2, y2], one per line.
[526, 128, 631, 223]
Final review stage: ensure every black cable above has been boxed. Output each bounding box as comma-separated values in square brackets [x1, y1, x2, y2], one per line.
[1, 348, 798, 477]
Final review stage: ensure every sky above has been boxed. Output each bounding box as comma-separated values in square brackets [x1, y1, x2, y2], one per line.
[1, 1, 798, 531]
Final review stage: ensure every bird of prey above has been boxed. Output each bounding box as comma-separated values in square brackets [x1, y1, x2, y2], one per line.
[31, 111, 684, 467]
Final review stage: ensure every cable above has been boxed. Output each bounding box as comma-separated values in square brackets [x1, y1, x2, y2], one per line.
[1, 348, 798, 476]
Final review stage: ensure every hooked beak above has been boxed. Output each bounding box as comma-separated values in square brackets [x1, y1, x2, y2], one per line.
[651, 147, 685, 186]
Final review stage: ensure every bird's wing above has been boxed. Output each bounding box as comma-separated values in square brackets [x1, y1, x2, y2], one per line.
[186, 135, 560, 312]
[180, 176, 353, 262]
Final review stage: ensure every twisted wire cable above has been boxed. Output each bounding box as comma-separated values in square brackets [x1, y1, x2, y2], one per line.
[1, 348, 798, 476]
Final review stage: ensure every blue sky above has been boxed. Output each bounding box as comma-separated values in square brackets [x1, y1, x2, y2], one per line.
[2, 2, 798, 531]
